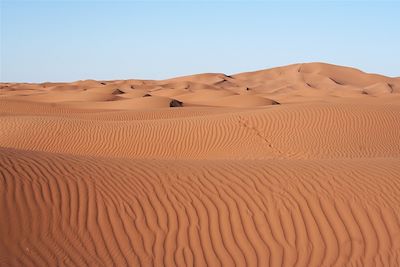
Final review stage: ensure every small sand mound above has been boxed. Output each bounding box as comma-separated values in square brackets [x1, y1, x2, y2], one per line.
[207, 95, 280, 107]
[363, 82, 394, 96]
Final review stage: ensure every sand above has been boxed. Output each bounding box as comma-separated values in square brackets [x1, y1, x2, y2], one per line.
[1, 62, 400, 266]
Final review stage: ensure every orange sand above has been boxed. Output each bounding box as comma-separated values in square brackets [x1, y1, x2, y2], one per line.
[1, 62, 400, 266]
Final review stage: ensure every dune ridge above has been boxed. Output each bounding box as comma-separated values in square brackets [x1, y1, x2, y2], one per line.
[1, 62, 400, 266]
[2, 62, 400, 109]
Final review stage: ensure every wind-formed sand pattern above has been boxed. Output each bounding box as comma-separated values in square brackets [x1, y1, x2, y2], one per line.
[1, 63, 400, 266]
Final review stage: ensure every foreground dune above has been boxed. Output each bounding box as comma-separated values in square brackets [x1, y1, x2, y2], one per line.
[1, 63, 400, 266]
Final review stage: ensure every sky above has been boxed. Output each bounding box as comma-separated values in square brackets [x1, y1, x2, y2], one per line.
[1, 0, 399, 82]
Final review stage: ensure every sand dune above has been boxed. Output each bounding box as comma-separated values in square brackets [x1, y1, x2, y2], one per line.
[1, 148, 400, 266]
[1, 62, 400, 266]
[2, 62, 399, 109]
[1, 103, 399, 159]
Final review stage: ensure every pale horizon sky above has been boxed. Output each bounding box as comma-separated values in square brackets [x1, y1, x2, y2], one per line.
[1, 0, 399, 82]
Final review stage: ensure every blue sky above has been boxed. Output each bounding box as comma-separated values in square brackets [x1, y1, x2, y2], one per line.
[1, 1, 399, 82]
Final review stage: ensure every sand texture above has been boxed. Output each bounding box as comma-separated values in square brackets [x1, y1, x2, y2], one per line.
[1, 62, 400, 266]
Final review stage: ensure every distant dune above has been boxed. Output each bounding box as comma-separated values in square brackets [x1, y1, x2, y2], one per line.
[1, 62, 400, 266]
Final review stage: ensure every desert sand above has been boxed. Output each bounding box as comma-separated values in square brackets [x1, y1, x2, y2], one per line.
[1, 62, 400, 266]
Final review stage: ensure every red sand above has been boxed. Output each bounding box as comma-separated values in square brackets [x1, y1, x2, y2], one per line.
[1, 62, 400, 266]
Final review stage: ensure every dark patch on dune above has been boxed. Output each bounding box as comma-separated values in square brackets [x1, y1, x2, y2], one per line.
[329, 77, 344, 85]
[298, 65, 303, 73]
[272, 100, 280, 105]
[143, 93, 152, 97]
[170, 99, 183, 107]
[112, 89, 125, 95]
[388, 83, 394, 93]
[215, 79, 239, 88]
[306, 83, 315, 89]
